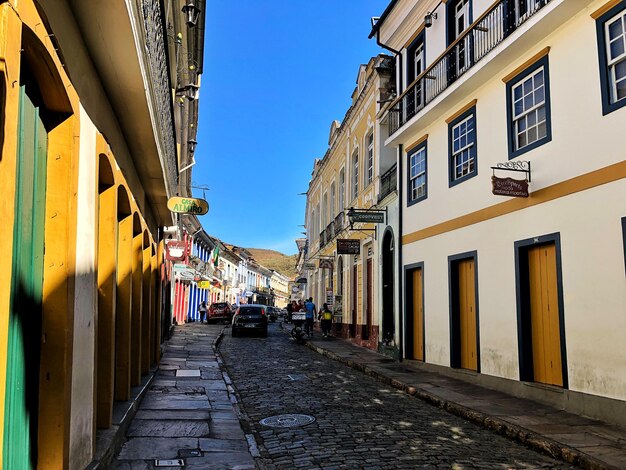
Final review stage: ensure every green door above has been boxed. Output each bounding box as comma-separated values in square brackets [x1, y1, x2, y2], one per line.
[4, 85, 47, 469]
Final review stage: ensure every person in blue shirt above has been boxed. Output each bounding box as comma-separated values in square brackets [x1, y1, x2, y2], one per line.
[304, 297, 316, 337]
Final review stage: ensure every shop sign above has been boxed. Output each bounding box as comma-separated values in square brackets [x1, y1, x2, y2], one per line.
[326, 289, 334, 308]
[347, 210, 385, 224]
[165, 240, 188, 261]
[337, 238, 360, 255]
[197, 280, 210, 289]
[319, 259, 334, 270]
[491, 176, 529, 198]
[166, 196, 209, 215]
[303, 262, 316, 270]
[173, 263, 195, 280]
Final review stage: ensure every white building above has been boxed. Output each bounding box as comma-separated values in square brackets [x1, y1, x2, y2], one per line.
[371, 0, 626, 425]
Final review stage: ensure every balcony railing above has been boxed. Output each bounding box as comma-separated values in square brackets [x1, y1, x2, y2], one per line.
[325, 224, 334, 244]
[334, 212, 345, 234]
[319, 229, 327, 248]
[389, 0, 551, 135]
[378, 164, 397, 202]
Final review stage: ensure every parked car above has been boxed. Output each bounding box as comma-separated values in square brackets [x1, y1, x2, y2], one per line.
[207, 302, 233, 323]
[267, 306, 279, 322]
[231, 304, 268, 337]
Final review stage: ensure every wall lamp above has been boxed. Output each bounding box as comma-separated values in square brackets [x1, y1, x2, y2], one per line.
[424, 12, 437, 28]
[177, 83, 199, 101]
[182, 1, 201, 28]
[188, 138, 197, 154]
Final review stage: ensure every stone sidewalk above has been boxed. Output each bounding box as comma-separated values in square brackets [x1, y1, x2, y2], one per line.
[110, 323, 257, 469]
[293, 327, 626, 470]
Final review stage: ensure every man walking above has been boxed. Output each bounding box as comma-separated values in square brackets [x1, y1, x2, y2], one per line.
[304, 297, 316, 338]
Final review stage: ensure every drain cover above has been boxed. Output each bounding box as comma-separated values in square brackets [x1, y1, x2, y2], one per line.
[259, 414, 316, 428]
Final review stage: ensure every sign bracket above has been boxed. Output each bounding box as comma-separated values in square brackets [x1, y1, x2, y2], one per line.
[490, 161, 531, 182]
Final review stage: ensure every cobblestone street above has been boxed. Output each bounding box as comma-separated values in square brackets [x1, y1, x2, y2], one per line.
[220, 322, 574, 469]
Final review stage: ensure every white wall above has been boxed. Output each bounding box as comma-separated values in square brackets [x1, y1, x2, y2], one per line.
[69, 106, 97, 467]
[399, 4, 626, 400]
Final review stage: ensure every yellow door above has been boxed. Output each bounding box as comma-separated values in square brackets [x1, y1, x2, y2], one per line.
[458, 259, 477, 371]
[528, 244, 563, 386]
[412, 268, 424, 361]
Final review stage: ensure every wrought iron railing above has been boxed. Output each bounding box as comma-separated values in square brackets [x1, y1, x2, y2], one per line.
[334, 212, 345, 234]
[389, 0, 551, 135]
[319, 229, 327, 248]
[378, 164, 397, 202]
[325, 224, 334, 244]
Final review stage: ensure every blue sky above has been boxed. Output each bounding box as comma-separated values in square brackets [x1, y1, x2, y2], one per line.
[193, 0, 389, 255]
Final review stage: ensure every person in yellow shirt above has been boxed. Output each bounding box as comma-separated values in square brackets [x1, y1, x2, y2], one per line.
[318, 303, 333, 338]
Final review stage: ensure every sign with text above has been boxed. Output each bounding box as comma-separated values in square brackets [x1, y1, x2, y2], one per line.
[491, 176, 529, 198]
[196, 280, 211, 289]
[319, 259, 334, 270]
[167, 197, 209, 215]
[326, 289, 334, 309]
[348, 210, 385, 224]
[337, 238, 360, 255]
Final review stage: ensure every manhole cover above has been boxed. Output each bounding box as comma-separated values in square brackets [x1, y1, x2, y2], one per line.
[259, 414, 316, 428]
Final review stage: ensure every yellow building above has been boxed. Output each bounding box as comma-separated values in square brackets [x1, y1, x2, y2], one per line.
[0, 0, 204, 467]
[304, 55, 394, 350]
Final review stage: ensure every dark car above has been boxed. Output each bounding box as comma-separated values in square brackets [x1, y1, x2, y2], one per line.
[267, 306, 279, 322]
[207, 302, 232, 323]
[231, 304, 268, 337]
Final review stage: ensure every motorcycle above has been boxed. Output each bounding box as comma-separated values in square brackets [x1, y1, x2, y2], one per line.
[290, 311, 306, 343]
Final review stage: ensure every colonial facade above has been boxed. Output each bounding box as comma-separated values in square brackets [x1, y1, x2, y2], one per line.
[270, 270, 291, 308]
[304, 55, 395, 350]
[0, 0, 205, 467]
[371, 0, 626, 424]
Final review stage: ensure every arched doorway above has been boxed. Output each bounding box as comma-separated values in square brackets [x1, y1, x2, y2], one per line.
[382, 229, 395, 345]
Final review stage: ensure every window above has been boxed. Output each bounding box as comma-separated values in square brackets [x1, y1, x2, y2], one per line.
[407, 142, 427, 205]
[596, 4, 626, 115]
[506, 54, 552, 158]
[448, 106, 477, 186]
[352, 151, 359, 200]
[366, 132, 374, 186]
[406, 33, 425, 115]
[330, 182, 336, 219]
[322, 192, 328, 227]
[339, 168, 345, 211]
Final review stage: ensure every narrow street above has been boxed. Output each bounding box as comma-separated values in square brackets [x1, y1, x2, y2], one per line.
[220, 322, 574, 469]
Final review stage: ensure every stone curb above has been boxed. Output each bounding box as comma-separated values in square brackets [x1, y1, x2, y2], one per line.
[301, 337, 616, 470]
[214, 326, 263, 469]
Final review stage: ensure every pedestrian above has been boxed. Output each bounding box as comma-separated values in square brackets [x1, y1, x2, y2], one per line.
[286, 301, 294, 323]
[318, 303, 333, 337]
[199, 300, 207, 323]
[304, 297, 316, 338]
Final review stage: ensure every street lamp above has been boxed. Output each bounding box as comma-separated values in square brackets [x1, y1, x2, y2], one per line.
[188, 139, 197, 154]
[182, 1, 201, 27]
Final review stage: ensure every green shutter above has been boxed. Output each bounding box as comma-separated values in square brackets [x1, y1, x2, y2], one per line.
[4, 85, 47, 469]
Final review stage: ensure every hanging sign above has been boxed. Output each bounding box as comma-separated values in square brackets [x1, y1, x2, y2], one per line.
[165, 240, 188, 261]
[303, 262, 316, 271]
[319, 259, 334, 270]
[337, 239, 360, 255]
[347, 210, 385, 224]
[167, 197, 209, 215]
[491, 176, 529, 198]
[197, 280, 211, 289]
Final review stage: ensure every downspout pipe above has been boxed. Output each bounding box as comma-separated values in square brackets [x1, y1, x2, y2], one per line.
[397, 144, 404, 361]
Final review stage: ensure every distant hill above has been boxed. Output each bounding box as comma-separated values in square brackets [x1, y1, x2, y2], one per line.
[245, 248, 297, 279]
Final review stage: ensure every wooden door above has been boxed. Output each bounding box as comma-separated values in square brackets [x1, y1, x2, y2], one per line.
[528, 244, 563, 386]
[351, 265, 358, 337]
[4, 86, 48, 467]
[458, 259, 477, 370]
[412, 268, 424, 361]
[365, 259, 373, 340]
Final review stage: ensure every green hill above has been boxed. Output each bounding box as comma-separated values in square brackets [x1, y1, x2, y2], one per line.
[245, 248, 297, 279]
